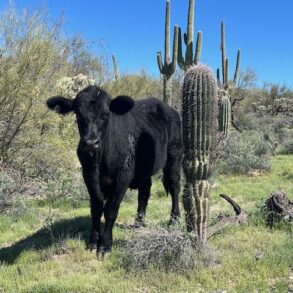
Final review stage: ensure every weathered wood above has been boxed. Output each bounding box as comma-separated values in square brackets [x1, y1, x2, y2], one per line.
[208, 194, 248, 238]
[265, 190, 293, 228]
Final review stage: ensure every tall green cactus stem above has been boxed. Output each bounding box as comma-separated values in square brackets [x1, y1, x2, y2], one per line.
[177, 0, 202, 70]
[218, 21, 241, 89]
[219, 95, 231, 136]
[157, 0, 179, 105]
[182, 64, 218, 244]
[112, 54, 120, 81]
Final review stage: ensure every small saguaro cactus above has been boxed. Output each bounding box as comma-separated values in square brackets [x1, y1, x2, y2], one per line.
[181, 64, 218, 244]
[157, 0, 179, 105]
[177, 0, 202, 70]
[219, 94, 231, 136]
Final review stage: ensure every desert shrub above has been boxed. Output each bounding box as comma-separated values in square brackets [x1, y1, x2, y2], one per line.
[45, 171, 88, 209]
[0, 166, 40, 218]
[0, 169, 18, 212]
[278, 138, 293, 155]
[118, 228, 216, 272]
[105, 70, 162, 99]
[217, 131, 272, 174]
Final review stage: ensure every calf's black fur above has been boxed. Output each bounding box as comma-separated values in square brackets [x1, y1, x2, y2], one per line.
[47, 86, 182, 254]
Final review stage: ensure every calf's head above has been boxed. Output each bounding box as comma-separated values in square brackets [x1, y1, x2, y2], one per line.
[46, 85, 134, 151]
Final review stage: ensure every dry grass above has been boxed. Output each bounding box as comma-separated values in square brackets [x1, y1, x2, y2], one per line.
[118, 227, 218, 272]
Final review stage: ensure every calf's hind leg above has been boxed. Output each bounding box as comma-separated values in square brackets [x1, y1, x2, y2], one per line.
[163, 149, 182, 225]
[134, 177, 152, 227]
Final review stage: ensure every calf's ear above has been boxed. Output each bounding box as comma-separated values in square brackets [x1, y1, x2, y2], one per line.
[109, 95, 134, 115]
[46, 96, 73, 115]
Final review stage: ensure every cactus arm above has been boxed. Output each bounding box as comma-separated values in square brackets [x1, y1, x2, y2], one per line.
[157, 51, 165, 74]
[186, 0, 195, 47]
[233, 49, 241, 85]
[217, 68, 221, 87]
[221, 21, 226, 85]
[185, 0, 194, 66]
[194, 31, 202, 64]
[177, 27, 185, 70]
[112, 54, 120, 80]
[164, 0, 171, 64]
[170, 25, 179, 74]
[224, 58, 229, 90]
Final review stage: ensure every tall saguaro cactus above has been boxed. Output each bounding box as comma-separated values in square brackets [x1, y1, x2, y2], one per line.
[157, 0, 179, 105]
[182, 64, 218, 244]
[217, 21, 240, 89]
[217, 21, 241, 133]
[177, 0, 202, 70]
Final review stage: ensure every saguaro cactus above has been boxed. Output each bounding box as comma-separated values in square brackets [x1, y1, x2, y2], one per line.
[217, 21, 240, 90]
[177, 0, 202, 70]
[182, 64, 218, 244]
[219, 94, 231, 136]
[157, 0, 179, 105]
[217, 21, 241, 132]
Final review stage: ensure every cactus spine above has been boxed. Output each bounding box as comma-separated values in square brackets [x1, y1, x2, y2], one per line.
[182, 64, 217, 244]
[157, 0, 179, 105]
[219, 95, 231, 136]
[177, 0, 202, 70]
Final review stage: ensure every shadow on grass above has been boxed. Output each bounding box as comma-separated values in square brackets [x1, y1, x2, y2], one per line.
[0, 216, 94, 265]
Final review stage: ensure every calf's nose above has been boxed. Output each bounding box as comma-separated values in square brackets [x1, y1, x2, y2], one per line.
[85, 139, 100, 148]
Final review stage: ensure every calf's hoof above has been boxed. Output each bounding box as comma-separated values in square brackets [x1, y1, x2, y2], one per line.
[168, 216, 180, 226]
[134, 216, 146, 228]
[96, 245, 112, 259]
[86, 242, 98, 252]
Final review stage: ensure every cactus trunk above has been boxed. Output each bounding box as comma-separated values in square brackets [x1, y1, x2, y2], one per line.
[163, 75, 172, 104]
[182, 64, 217, 244]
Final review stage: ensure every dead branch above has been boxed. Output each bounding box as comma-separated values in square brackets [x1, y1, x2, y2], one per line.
[208, 194, 248, 238]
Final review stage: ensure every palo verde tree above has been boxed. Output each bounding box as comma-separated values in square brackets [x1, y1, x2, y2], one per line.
[157, 0, 179, 105]
[217, 21, 241, 133]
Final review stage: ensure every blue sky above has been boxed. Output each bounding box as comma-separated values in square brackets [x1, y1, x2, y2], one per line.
[2, 0, 293, 87]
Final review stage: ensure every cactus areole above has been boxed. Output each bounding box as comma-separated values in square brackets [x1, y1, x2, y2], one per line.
[181, 64, 218, 244]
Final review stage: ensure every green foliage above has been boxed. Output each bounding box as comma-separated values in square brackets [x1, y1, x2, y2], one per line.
[0, 169, 17, 212]
[105, 70, 162, 99]
[216, 132, 273, 174]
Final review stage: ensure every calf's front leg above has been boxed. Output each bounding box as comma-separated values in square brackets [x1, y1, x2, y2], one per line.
[78, 150, 104, 251]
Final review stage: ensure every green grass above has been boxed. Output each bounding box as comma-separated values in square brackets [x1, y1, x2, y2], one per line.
[0, 156, 292, 292]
